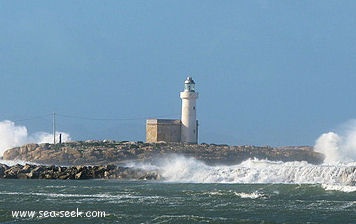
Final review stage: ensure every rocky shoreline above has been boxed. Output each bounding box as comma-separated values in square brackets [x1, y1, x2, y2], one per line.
[2, 141, 325, 166]
[0, 163, 159, 180]
[0, 141, 326, 180]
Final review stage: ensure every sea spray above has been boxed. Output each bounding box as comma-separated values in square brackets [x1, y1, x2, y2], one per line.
[0, 159, 39, 166]
[125, 154, 356, 192]
[0, 120, 71, 156]
[315, 119, 356, 163]
[0, 121, 28, 156]
[158, 155, 213, 182]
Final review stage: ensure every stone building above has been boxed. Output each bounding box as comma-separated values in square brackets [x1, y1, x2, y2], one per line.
[146, 119, 182, 142]
[146, 77, 199, 143]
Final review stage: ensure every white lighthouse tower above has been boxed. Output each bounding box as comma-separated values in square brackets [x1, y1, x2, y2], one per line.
[180, 77, 199, 143]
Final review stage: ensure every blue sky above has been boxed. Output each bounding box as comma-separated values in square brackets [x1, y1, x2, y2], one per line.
[1, 1, 356, 146]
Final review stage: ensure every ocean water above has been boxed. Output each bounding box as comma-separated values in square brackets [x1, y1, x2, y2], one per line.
[0, 180, 355, 224]
[1, 157, 355, 223]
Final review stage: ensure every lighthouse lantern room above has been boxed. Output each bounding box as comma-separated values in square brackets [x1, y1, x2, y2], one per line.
[184, 77, 195, 92]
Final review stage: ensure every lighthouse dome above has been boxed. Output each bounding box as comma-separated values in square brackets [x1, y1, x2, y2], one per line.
[185, 77, 195, 84]
[184, 77, 195, 92]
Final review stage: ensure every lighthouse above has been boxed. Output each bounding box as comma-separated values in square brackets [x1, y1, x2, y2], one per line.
[180, 77, 199, 143]
[146, 76, 199, 143]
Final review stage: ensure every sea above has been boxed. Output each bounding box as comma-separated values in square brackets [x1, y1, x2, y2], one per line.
[1, 156, 355, 224]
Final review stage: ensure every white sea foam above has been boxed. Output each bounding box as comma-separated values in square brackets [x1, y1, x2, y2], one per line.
[321, 184, 356, 193]
[148, 155, 356, 192]
[315, 119, 356, 163]
[234, 191, 266, 199]
[0, 159, 39, 166]
[149, 119, 356, 192]
[0, 191, 164, 201]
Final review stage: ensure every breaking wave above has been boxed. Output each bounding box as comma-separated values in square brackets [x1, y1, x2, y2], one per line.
[314, 119, 356, 163]
[234, 191, 267, 199]
[0, 120, 71, 156]
[160, 156, 355, 185]
[127, 119, 356, 192]
[130, 155, 356, 192]
[2, 117, 356, 193]
[0, 159, 39, 166]
[126, 118, 356, 192]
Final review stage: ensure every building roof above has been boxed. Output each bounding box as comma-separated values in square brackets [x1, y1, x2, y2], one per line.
[184, 77, 195, 84]
[146, 119, 181, 125]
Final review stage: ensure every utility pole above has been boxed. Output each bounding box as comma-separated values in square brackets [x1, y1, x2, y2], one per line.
[53, 112, 56, 145]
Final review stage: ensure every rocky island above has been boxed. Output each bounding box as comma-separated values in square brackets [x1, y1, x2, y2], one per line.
[1, 141, 325, 180]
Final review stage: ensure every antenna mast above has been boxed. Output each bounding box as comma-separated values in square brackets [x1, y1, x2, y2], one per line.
[53, 112, 56, 145]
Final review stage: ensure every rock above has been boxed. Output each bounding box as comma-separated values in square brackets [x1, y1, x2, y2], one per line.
[0, 162, 153, 180]
[22, 164, 34, 172]
[17, 173, 29, 179]
[0, 166, 4, 177]
[103, 170, 109, 177]
[74, 167, 92, 179]
[75, 171, 84, 179]
[42, 173, 54, 179]
[138, 172, 159, 180]
[3, 141, 325, 166]
[4, 164, 23, 178]
[58, 174, 71, 179]
[3, 148, 20, 160]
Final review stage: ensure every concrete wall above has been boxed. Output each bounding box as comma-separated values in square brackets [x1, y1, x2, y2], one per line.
[146, 119, 181, 143]
[146, 120, 158, 142]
